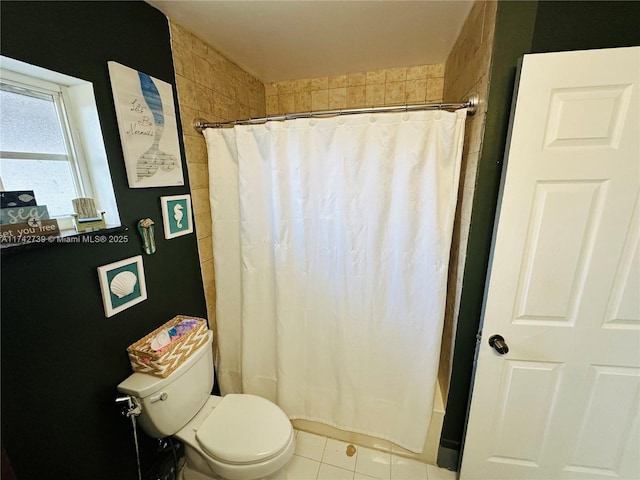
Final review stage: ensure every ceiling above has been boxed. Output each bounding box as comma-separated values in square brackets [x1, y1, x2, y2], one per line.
[146, 1, 474, 83]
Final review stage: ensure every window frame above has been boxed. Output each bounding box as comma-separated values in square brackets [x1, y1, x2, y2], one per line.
[0, 69, 93, 211]
[0, 55, 121, 236]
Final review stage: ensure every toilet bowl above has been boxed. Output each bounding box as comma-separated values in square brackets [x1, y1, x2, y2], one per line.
[176, 395, 295, 480]
[117, 331, 294, 480]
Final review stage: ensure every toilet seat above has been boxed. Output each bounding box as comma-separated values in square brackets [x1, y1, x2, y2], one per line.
[196, 394, 292, 465]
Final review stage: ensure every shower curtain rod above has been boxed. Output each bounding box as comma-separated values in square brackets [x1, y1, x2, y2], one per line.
[193, 93, 479, 133]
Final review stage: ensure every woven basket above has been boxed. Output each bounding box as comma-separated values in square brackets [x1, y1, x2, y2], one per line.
[127, 315, 208, 378]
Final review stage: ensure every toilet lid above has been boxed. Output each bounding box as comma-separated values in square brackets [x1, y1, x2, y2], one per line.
[196, 394, 292, 465]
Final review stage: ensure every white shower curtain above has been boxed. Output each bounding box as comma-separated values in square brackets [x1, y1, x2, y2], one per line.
[204, 109, 466, 452]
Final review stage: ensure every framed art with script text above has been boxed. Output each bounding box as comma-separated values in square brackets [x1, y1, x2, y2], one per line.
[108, 61, 184, 188]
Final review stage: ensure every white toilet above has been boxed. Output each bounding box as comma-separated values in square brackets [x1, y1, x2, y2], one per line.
[117, 331, 295, 480]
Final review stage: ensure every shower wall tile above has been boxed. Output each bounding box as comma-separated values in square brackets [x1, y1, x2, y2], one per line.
[178, 104, 199, 139]
[190, 188, 210, 217]
[295, 78, 313, 92]
[365, 83, 386, 107]
[265, 83, 278, 96]
[329, 87, 347, 109]
[311, 89, 329, 111]
[278, 80, 296, 94]
[295, 91, 312, 112]
[428, 63, 446, 78]
[385, 81, 406, 105]
[405, 79, 427, 103]
[265, 63, 446, 116]
[186, 162, 208, 189]
[347, 86, 367, 107]
[191, 54, 210, 86]
[347, 72, 367, 87]
[168, 20, 266, 349]
[439, 0, 497, 399]
[175, 75, 198, 109]
[329, 74, 348, 88]
[203, 280, 217, 333]
[200, 258, 215, 287]
[266, 95, 279, 115]
[279, 93, 295, 114]
[426, 78, 445, 102]
[195, 212, 212, 240]
[197, 236, 213, 264]
[460, 185, 475, 223]
[366, 70, 386, 85]
[173, 47, 194, 79]
[407, 65, 429, 80]
[460, 151, 479, 189]
[311, 77, 329, 90]
[214, 91, 239, 121]
[183, 135, 207, 164]
[386, 67, 407, 83]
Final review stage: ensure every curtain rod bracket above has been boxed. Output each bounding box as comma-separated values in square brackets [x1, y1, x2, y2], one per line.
[193, 118, 208, 134]
[466, 92, 479, 115]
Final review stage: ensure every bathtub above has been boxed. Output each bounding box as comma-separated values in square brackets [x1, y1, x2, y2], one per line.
[291, 380, 445, 465]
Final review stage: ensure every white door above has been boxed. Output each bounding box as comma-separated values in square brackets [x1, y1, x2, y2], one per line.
[460, 47, 640, 480]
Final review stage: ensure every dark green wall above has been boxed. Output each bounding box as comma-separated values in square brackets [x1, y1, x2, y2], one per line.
[1, 2, 207, 479]
[440, 0, 640, 470]
[531, 1, 640, 54]
[439, 0, 539, 465]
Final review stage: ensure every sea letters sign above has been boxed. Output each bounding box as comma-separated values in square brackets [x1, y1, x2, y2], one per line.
[0, 219, 60, 243]
[0, 206, 50, 225]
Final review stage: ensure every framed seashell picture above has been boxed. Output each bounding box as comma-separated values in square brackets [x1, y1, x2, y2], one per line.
[97, 255, 147, 317]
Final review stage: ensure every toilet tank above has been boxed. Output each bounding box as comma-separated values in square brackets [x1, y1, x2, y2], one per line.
[118, 330, 214, 438]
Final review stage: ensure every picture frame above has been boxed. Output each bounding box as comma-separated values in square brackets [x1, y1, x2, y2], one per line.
[161, 194, 193, 239]
[98, 255, 147, 317]
[107, 61, 184, 188]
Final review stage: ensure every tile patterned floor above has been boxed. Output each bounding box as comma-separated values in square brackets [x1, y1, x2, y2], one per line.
[268, 430, 457, 480]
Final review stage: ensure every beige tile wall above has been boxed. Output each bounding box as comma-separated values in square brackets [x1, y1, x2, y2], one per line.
[265, 64, 445, 115]
[439, 1, 497, 398]
[169, 22, 266, 348]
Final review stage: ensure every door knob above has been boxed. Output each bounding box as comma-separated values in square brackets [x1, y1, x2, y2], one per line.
[488, 334, 509, 355]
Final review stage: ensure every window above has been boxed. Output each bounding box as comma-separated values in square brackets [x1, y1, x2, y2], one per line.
[0, 73, 86, 216]
[0, 56, 120, 227]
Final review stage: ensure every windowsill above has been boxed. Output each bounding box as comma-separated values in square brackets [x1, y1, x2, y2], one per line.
[0, 224, 129, 254]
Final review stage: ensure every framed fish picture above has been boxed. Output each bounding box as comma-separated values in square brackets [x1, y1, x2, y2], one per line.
[107, 61, 184, 188]
[160, 194, 193, 239]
